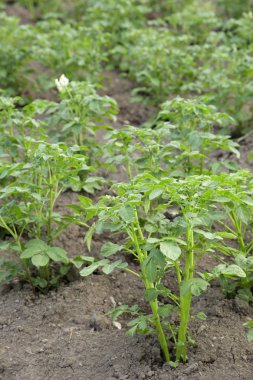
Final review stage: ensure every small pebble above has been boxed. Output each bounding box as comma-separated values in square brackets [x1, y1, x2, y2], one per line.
[197, 324, 206, 334]
[183, 362, 198, 375]
[113, 321, 122, 330]
[110, 296, 117, 308]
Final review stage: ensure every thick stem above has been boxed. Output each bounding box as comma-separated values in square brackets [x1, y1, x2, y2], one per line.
[176, 225, 194, 362]
[130, 223, 171, 363]
[149, 297, 171, 362]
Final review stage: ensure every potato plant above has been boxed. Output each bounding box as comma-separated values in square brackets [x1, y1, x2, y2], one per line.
[157, 97, 239, 174]
[79, 173, 232, 364]
[103, 98, 239, 179]
[83, 0, 150, 44]
[0, 141, 91, 289]
[0, 13, 109, 96]
[32, 20, 109, 88]
[51, 76, 118, 148]
[205, 171, 253, 302]
[215, 0, 253, 18]
[113, 28, 195, 102]
[15, 0, 62, 18]
[166, 5, 222, 43]
[0, 13, 33, 95]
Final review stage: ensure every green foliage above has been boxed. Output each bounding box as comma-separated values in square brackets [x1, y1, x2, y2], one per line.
[0, 140, 93, 289]
[83, 0, 149, 42]
[110, 6, 253, 130]
[0, 13, 109, 95]
[32, 20, 109, 87]
[243, 320, 253, 342]
[104, 98, 239, 179]
[0, 13, 33, 95]
[80, 172, 229, 363]
[113, 27, 195, 102]
[166, 5, 222, 43]
[197, 171, 253, 302]
[50, 77, 118, 154]
[0, 142, 90, 242]
[215, 0, 253, 18]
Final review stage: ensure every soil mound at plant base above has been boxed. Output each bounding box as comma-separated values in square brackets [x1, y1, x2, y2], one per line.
[0, 271, 252, 380]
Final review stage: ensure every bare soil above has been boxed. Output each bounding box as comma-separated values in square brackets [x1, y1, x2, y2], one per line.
[0, 259, 252, 380]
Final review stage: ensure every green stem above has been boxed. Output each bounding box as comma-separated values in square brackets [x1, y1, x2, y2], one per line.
[149, 296, 171, 363]
[230, 211, 245, 253]
[47, 168, 54, 245]
[130, 223, 171, 363]
[199, 152, 204, 174]
[176, 225, 194, 363]
[125, 149, 132, 180]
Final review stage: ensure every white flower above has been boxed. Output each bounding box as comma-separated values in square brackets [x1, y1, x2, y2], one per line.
[55, 74, 69, 92]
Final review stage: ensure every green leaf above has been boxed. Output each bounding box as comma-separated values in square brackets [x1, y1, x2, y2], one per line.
[102, 260, 128, 274]
[127, 325, 138, 336]
[158, 304, 175, 318]
[79, 195, 93, 208]
[143, 250, 166, 283]
[31, 253, 49, 268]
[194, 312, 207, 320]
[149, 188, 163, 200]
[160, 241, 181, 261]
[85, 225, 96, 252]
[236, 205, 251, 224]
[146, 238, 160, 244]
[144, 288, 159, 302]
[244, 321, 253, 328]
[0, 242, 10, 250]
[107, 305, 129, 320]
[32, 277, 48, 288]
[25, 239, 48, 251]
[246, 329, 253, 342]
[181, 278, 209, 297]
[100, 242, 123, 257]
[47, 247, 69, 264]
[214, 264, 246, 278]
[144, 197, 150, 213]
[21, 239, 48, 259]
[216, 232, 237, 239]
[71, 255, 94, 268]
[118, 204, 135, 223]
[79, 259, 109, 277]
[238, 289, 253, 303]
[194, 229, 222, 240]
